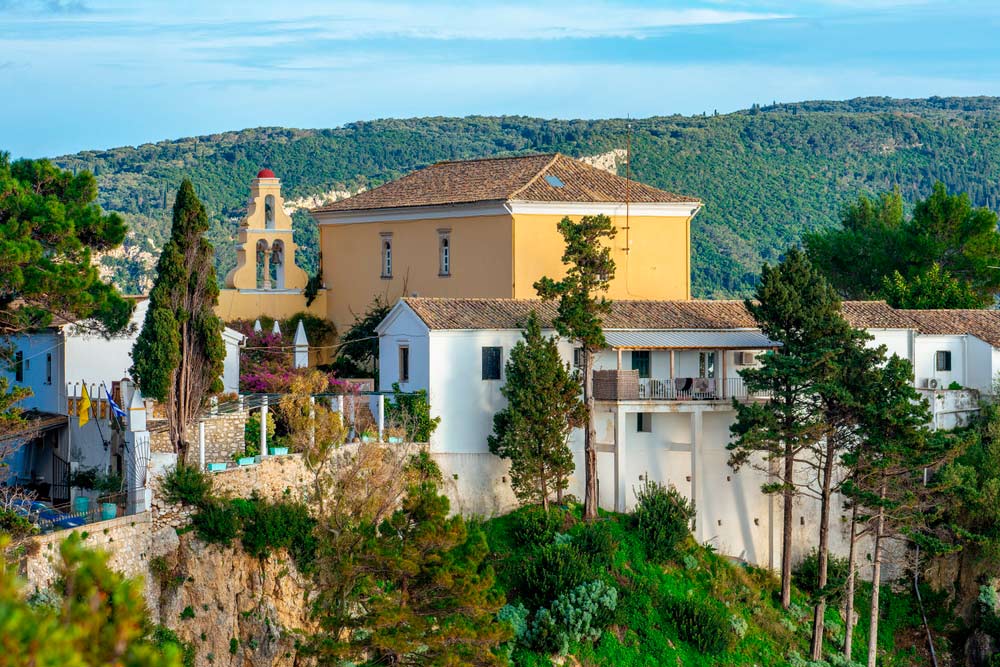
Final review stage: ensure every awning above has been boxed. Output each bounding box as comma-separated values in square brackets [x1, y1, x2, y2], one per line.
[603, 330, 779, 350]
[0, 412, 68, 444]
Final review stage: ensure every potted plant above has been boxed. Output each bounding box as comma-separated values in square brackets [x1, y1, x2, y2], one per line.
[268, 437, 289, 456]
[69, 467, 99, 515]
[207, 462, 227, 472]
[94, 471, 123, 521]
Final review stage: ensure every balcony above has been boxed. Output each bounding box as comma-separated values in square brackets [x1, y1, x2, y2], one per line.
[593, 370, 767, 402]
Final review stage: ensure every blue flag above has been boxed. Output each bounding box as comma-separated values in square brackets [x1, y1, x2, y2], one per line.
[105, 386, 127, 420]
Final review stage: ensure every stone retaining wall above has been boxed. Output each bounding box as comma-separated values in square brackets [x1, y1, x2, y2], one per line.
[150, 410, 248, 461]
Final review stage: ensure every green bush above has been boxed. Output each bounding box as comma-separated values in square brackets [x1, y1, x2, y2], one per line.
[632, 481, 695, 562]
[0, 508, 38, 540]
[515, 506, 566, 547]
[522, 580, 618, 655]
[192, 501, 239, 545]
[179, 605, 195, 620]
[152, 625, 195, 667]
[572, 520, 618, 569]
[497, 603, 530, 658]
[660, 593, 734, 654]
[518, 542, 593, 610]
[163, 465, 213, 506]
[792, 549, 850, 603]
[232, 495, 317, 571]
[244, 411, 273, 456]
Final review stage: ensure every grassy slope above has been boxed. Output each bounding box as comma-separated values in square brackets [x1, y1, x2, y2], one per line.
[482, 506, 941, 667]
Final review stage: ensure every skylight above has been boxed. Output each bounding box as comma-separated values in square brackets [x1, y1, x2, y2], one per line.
[544, 174, 565, 188]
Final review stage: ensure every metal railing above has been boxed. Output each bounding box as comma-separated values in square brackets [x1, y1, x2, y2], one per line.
[636, 376, 770, 401]
[13, 491, 130, 534]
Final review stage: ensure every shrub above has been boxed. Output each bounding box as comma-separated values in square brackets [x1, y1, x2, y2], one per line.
[792, 549, 851, 603]
[162, 465, 213, 506]
[524, 580, 618, 655]
[233, 495, 317, 571]
[497, 603, 530, 658]
[515, 506, 566, 547]
[632, 481, 695, 562]
[192, 501, 239, 545]
[0, 508, 38, 540]
[244, 410, 274, 456]
[152, 625, 195, 667]
[572, 520, 617, 569]
[518, 542, 593, 609]
[179, 605, 195, 620]
[385, 382, 440, 442]
[69, 466, 99, 490]
[660, 593, 733, 654]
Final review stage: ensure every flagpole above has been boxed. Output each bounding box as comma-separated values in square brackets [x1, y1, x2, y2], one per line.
[87, 383, 109, 452]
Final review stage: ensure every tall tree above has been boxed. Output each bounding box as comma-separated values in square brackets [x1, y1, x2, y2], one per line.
[131, 179, 225, 462]
[535, 214, 617, 521]
[488, 312, 586, 511]
[806, 183, 1000, 307]
[728, 247, 845, 609]
[0, 153, 132, 338]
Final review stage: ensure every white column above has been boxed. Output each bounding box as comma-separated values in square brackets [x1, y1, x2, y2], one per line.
[260, 396, 269, 458]
[615, 405, 628, 513]
[690, 410, 703, 543]
[377, 394, 385, 442]
[198, 421, 206, 470]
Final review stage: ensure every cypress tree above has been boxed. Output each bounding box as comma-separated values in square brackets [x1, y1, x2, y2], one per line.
[535, 214, 617, 521]
[131, 179, 224, 462]
[488, 312, 586, 511]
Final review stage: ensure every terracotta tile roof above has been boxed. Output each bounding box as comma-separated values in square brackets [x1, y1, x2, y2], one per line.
[312, 153, 698, 213]
[897, 309, 1000, 347]
[402, 297, 916, 333]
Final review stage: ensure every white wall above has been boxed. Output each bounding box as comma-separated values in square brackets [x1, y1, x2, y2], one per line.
[966, 335, 994, 394]
[221, 331, 243, 395]
[377, 305, 431, 394]
[1, 330, 64, 414]
[912, 334, 966, 389]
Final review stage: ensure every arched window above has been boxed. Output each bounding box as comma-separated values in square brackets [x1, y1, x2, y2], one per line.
[264, 194, 275, 229]
[271, 240, 285, 289]
[381, 234, 393, 278]
[439, 232, 451, 276]
[256, 239, 269, 289]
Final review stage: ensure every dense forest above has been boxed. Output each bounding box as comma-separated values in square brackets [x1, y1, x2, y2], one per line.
[50, 96, 1000, 297]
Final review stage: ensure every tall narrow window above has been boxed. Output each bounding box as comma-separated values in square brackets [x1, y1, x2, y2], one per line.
[14, 351, 23, 382]
[399, 345, 410, 382]
[637, 413, 652, 433]
[699, 351, 716, 378]
[631, 350, 651, 379]
[45, 353, 52, 385]
[482, 347, 502, 380]
[439, 232, 451, 276]
[381, 234, 393, 278]
[264, 194, 275, 229]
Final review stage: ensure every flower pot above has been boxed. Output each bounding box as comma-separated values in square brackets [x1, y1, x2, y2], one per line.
[237, 456, 256, 466]
[268, 446, 288, 456]
[100, 503, 117, 521]
[207, 463, 227, 472]
[361, 435, 372, 444]
[388, 436, 403, 445]
[72, 496, 90, 515]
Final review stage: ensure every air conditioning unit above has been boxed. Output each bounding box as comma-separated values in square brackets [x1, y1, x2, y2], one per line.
[736, 351, 756, 366]
[924, 378, 940, 390]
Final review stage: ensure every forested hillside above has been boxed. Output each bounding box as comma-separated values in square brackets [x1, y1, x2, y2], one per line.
[50, 96, 1000, 297]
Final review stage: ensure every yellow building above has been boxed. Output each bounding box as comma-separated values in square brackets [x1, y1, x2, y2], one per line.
[311, 153, 701, 332]
[216, 169, 327, 322]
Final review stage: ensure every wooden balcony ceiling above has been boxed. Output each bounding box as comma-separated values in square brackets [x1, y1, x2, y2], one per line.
[603, 330, 777, 350]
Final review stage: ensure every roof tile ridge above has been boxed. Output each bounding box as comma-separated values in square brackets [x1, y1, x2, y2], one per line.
[432, 152, 557, 167]
[507, 153, 564, 200]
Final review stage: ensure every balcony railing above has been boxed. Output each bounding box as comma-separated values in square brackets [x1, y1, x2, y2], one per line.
[593, 370, 769, 402]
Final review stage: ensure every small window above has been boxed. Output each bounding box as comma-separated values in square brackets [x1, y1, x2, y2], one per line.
[399, 345, 410, 382]
[637, 413, 652, 433]
[482, 347, 502, 380]
[631, 350, 651, 379]
[936, 350, 952, 372]
[381, 235, 393, 278]
[14, 351, 23, 382]
[45, 353, 52, 385]
[699, 351, 716, 378]
[573, 347, 584, 368]
[439, 233, 451, 276]
[544, 174, 565, 188]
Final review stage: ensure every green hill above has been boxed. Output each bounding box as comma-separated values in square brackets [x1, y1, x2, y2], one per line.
[50, 96, 1000, 297]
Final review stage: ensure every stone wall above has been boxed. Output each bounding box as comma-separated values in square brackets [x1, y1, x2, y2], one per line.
[150, 410, 248, 462]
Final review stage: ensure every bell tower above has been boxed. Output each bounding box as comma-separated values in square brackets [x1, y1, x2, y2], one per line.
[224, 169, 309, 292]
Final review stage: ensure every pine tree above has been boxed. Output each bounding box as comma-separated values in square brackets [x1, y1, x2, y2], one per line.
[535, 214, 617, 521]
[131, 179, 225, 462]
[488, 312, 586, 511]
[728, 247, 846, 609]
[334, 473, 511, 665]
[0, 153, 132, 338]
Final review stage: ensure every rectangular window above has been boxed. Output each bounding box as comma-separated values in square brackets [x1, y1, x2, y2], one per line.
[398, 345, 410, 382]
[637, 413, 652, 433]
[573, 347, 584, 368]
[438, 230, 451, 276]
[699, 351, 716, 378]
[631, 350, 651, 379]
[380, 233, 393, 279]
[14, 351, 23, 382]
[936, 350, 952, 372]
[45, 353, 52, 385]
[482, 346, 502, 380]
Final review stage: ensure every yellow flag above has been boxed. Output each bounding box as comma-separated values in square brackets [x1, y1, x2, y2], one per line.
[78, 384, 91, 427]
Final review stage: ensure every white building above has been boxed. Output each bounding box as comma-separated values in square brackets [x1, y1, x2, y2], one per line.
[376, 297, 1000, 567]
[2, 298, 245, 504]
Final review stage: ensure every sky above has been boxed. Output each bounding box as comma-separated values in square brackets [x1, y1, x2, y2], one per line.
[4, 0, 1000, 158]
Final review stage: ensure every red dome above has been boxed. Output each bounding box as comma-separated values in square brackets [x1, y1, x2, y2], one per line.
[256, 168, 276, 178]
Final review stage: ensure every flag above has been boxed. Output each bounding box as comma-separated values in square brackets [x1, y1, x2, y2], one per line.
[105, 386, 126, 420]
[78, 384, 91, 427]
